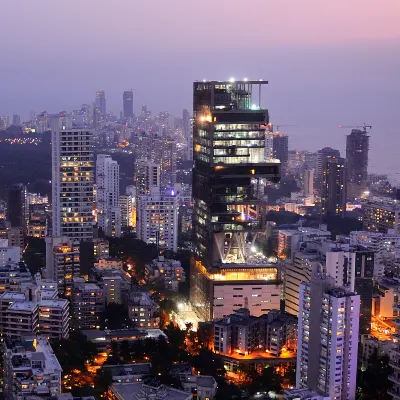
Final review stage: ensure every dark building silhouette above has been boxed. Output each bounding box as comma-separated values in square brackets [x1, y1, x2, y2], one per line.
[7, 184, 27, 228]
[346, 128, 369, 199]
[353, 249, 374, 335]
[123, 90, 134, 119]
[316, 147, 340, 191]
[272, 133, 289, 176]
[321, 156, 347, 219]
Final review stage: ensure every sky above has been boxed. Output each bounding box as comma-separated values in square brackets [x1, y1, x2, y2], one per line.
[1, 0, 400, 179]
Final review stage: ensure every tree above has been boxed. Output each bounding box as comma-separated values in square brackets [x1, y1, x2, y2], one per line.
[164, 323, 186, 349]
[192, 350, 226, 379]
[215, 381, 242, 399]
[101, 302, 132, 330]
[52, 331, 97, 374]
[93, 368, 113, 396]
[119, 340, 132, 362]
[357, 353, 393, 399]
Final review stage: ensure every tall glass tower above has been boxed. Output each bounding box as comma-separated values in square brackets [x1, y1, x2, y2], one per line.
[190, 80, 281, 320]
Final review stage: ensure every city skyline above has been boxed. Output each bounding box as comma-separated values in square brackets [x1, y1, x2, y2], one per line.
[1, 1, 400, 181]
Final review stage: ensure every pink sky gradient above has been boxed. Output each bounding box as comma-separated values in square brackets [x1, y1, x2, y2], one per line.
[1, 0, 400, 180]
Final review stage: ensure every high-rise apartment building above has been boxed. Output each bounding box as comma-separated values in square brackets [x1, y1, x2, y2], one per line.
[12, 114, 21, 126]
[362, 198, 400, 234]
[316, 147, 340, 191]
[52, 118, 94, 241]
[160, 137, 177, 191]
[45, 236, 80, 296]
[321, 156, 347, 219]
[134, 160, 160, 195]
[326, 249, 374, 335]
[190, 80, 281, 320]
[137, 189, 179, 252]
[183, 109, 193, 160]
[96, 154, 121, 237]
[303, 169, 314, 196]
[7, 183, 27, 229]
[95, 90, 106, 116]
[123, 90, 134, 119]
[296, 275, 360, 400]
[316, 147, 341, 180]
[284, 252, 322, 316]
[346, 128, 369, 199]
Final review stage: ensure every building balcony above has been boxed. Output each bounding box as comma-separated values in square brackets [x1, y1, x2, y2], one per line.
[388, 388, 400, 399]
[389, 375, 400, 384]
[390, 361, 400, 371]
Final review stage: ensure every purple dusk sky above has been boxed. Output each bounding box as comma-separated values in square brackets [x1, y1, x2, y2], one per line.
[1, 0, 400, 178]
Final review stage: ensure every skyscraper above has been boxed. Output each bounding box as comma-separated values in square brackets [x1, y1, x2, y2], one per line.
[303, 169, 314, 196]
[272, 132, 289, 176]
[52, 118, 94, 241]
[160, 137, 177, 191]
[134, 159, 161, 195]
[7, 184, 27, 229]
[321, 156, 347, 220]
[346, 128, 370, 199]
[190, 80, 281, 320]
[136, 165, 178, 252]
[296, 274, 359, 399]
[123, 90, 134, 119]
[12, 114, 21, 126]
[182, 109, 193, 160]
[96, 154, 121, 237]
[95, 91, 106, 116]
[316, 147, 340, 190]
[326, 249, 374, 335]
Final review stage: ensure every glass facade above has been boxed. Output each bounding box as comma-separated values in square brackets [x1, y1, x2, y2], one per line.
[191, 80, 281, 319]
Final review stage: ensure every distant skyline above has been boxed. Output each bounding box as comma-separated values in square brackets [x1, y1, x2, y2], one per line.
[1, 0, 400, 179]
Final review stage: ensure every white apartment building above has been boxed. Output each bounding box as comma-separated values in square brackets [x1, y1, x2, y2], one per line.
[45, 236, 80, 297]
[284, 252, 322, 317]
[297, 275, 360, 400]
[52, 118, 94, 241]
[96, 154, 121, 237]
[137, 190, 178, 252]
[212, 279, 281, 319]
[180, 375, 217, 400]
[3, 336, 62, 400]
[127, 291, 160, 328]
[0, 285, 69, 339]
[0, 246, 20, 267]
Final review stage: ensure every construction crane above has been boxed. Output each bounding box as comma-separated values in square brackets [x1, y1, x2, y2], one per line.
[338, 123, 372, 133]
